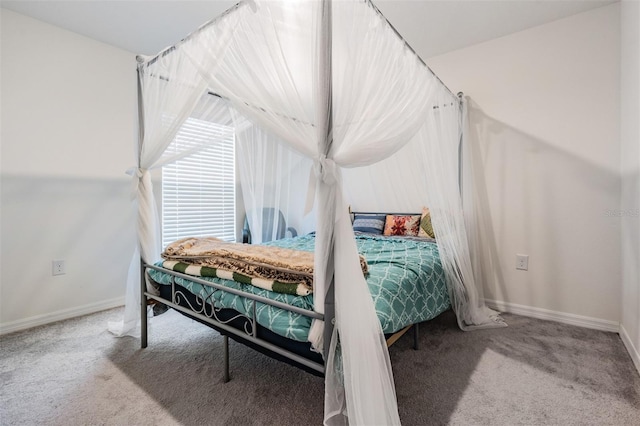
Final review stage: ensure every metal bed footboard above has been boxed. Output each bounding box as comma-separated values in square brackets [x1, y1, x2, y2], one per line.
[140, 260, 325, 380]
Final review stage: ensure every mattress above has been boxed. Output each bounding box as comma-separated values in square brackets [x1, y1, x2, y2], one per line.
[147, 233, 450, 342]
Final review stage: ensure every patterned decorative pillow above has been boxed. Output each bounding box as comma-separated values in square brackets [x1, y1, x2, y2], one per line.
[383, 215, 421, 236]
[418, 207, 435, 238]
[352, 214, 386, 235]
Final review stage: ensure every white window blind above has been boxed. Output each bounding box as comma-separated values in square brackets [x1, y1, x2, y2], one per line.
[162, 117, 236, 248]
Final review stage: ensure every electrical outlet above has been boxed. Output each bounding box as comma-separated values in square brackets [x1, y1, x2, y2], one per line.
[52, 260, 65, 276]
[516, 254, 529, 271]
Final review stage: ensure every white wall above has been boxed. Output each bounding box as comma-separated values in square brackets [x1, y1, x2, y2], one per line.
[426, 5, 622, 326]
[620, 0, 640, 370]
[0, 9, 137, 331]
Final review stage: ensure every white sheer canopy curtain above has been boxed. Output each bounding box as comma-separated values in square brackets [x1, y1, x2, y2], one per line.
[180, 0, 327, 339]
[113, 0, 502, 424]
[419, 89, 505, 330]
[342, 90, 506, 332]
[180, 0, 440, 423]
[233, 113, 315, 244]
[108, 45, 232, 336]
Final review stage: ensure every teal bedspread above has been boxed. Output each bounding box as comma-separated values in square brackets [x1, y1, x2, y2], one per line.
[147, 233, 450, 342]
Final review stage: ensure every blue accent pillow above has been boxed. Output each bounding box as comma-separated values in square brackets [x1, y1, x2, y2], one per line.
[352, 214, 386, 235]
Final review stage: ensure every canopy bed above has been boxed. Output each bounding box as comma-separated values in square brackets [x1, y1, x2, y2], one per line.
[143, 222, 450, 378]
[108, 0, 505, 424]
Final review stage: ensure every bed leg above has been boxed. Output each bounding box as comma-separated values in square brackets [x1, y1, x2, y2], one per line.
[413, 323, 419, 350]
[141, 306, 148, 349]
[140, 260, 148, 349]
[223, 335, 230, 383]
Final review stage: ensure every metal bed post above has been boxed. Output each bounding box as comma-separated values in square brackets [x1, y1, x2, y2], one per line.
[457, 92, 465, 199]
[136, 61, 148, 350]
[140, 259, 148, 348]
[319, 0, 335, 363]
[323, 277, 335, 361]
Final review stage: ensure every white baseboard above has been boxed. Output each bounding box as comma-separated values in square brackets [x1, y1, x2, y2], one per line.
[485, 299, 620, 333]
[0, 297, 125, 336]
[620, 324, 640, 376]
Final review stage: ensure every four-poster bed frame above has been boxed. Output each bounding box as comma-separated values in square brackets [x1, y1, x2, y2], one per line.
[126, 1, 492, 423]
[140, 210, 435, 381]
[137, 0, 461, 380]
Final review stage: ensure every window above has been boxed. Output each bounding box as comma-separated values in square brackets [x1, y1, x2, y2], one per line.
[162, 117, 236, 248]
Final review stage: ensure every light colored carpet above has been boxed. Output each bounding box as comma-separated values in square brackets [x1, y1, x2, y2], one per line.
[1, 308, 638, 425]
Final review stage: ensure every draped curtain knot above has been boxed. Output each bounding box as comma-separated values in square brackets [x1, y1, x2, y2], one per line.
[313, 154, 337, 186]
[126, 166, 148, 179]
[305, 155, 338, 215]
[126, 166, 149, 200]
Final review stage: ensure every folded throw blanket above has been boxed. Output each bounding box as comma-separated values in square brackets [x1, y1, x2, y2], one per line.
[161, 236, 369, 296]
[161, 260, 312, 296]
